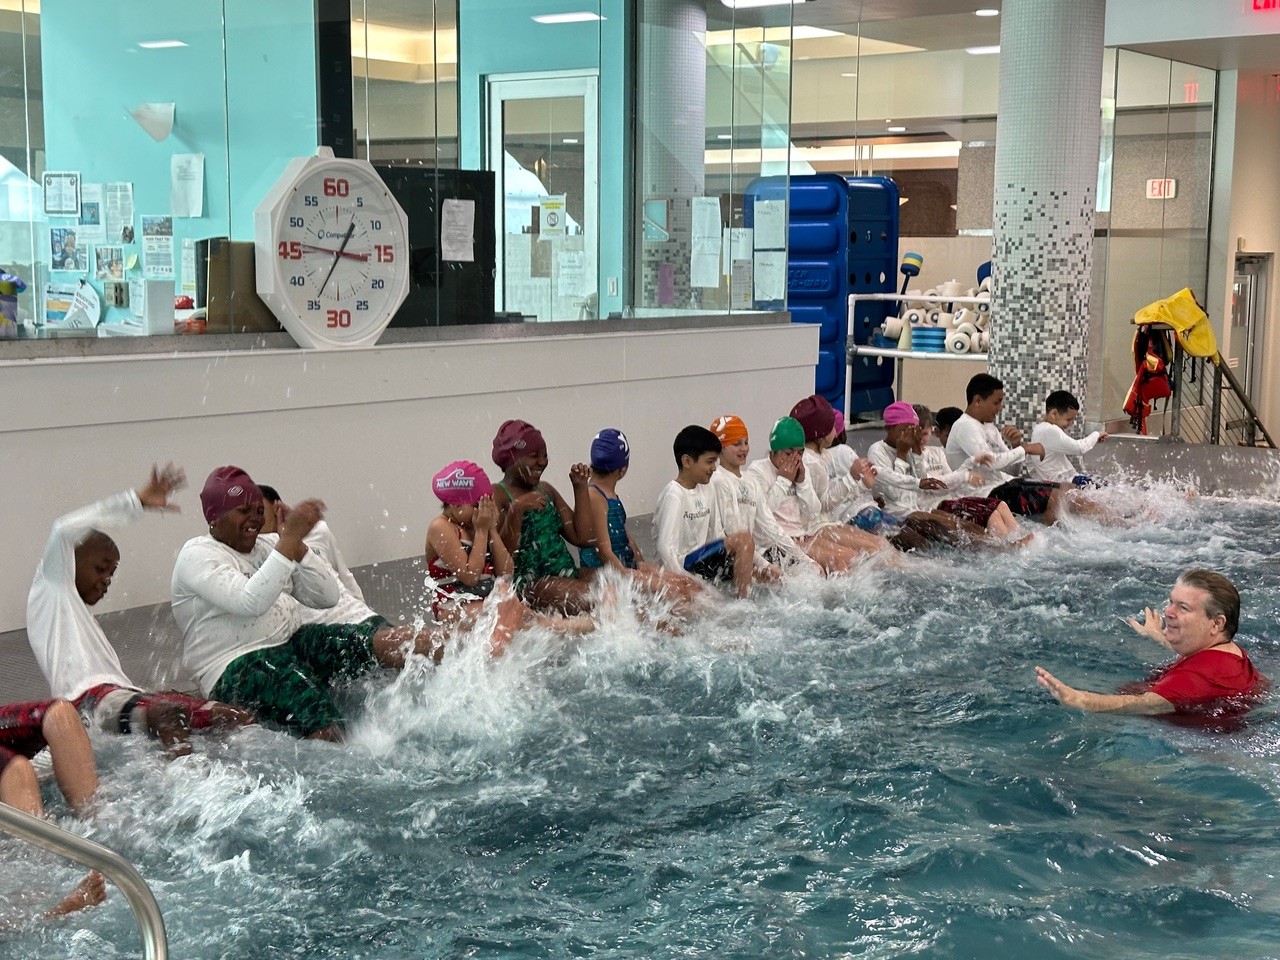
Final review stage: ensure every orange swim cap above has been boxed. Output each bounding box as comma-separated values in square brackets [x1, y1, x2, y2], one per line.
[709, 415, 748, 445]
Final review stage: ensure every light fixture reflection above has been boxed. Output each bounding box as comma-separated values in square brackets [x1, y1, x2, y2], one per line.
[531, 11, 604, 24]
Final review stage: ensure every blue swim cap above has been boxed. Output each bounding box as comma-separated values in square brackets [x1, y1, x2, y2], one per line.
[591, 428, 630, 472]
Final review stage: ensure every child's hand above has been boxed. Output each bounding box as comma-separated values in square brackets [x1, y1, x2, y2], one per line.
[474, 496, 499, 532]
[569, 463, 591, 488]
[513, 490, 548, 515]
[1098, 431, 1110, 442]
[1000, 424, 1024, 446]
[1022, 441, 1046, 458]
[852, 458, 876, 489]
[139, 462, 186, 512]
[920, 477, 947, 491]
[776, 450, 802, 483]
[973, 453, 994, 467]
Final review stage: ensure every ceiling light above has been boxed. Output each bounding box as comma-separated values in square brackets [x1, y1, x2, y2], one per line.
[840, 72, 858, 78]
[717, 134, 733, 140]
[138, 40, 188, 49]
[531, 12, 605, 24]
[975, 8, 999, 16]
[562, 137, 580, 144]
[720, 0, 807, 8]
[887, 126, 907, 133]
[966, 45, 1001, 55]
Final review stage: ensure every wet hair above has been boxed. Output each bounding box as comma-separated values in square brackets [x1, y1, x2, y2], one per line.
[673, 425, 721, 468]
[935, 406, 963, 433]
[966, 373, 1004, 404]
[75, 529, 118, 559]
[1045, 390, 1080, 414]
[912, 404, 934, 429]
[258, 484, 281, 504]
[1176, 569, 1240, 639]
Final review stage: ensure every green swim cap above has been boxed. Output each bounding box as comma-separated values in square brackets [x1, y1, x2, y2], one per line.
[769, 416, 805, 452]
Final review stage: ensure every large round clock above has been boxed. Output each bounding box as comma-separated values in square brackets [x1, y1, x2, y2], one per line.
[254, 147, 410, 348]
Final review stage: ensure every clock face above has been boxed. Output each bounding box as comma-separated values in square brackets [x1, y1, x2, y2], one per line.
[255, 153, 410, 348]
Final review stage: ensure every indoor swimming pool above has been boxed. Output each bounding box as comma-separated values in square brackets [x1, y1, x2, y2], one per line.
[5, 488, 1280, 958]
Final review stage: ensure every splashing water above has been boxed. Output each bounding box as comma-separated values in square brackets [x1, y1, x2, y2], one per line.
[6, 490, 1280, 958]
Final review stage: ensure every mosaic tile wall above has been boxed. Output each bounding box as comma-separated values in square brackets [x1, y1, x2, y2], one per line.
[989, 0, 1106, 430]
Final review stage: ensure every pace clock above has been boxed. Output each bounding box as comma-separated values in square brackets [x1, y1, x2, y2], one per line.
[254, 148, 410, 348]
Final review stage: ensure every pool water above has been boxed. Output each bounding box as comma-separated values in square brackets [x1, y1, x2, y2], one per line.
[6, 489, 1280, 959]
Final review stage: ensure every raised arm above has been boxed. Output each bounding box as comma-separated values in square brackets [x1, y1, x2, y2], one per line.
[274, 499, 339, 609]
[556, 464, 596, 547]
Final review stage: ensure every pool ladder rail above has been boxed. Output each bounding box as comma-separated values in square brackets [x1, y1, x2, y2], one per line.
[0, 801, 168, 959]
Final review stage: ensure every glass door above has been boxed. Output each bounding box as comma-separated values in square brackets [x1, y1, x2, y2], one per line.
[1232, 255, 1270, 403]
[486, 71, 597, 321]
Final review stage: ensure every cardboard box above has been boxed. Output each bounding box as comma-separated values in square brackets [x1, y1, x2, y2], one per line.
[198, 238, 282, 334]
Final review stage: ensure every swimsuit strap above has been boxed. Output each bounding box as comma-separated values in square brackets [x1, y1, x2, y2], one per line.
[588, 483, 613, 500]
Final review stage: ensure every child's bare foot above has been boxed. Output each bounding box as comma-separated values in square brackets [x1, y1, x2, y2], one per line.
[489, 594, 525, 657]
[45, 871, 106, 919]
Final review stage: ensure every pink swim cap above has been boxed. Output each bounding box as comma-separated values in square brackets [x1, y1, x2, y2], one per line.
[883, 401, 920, 427]
[200, 465, 263, 524]
[432, 460, 493, 505]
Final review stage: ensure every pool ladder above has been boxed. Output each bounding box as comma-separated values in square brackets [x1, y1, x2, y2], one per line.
[0, 802, 168, 959]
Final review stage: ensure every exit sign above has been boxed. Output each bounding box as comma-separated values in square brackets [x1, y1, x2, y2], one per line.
[1255, 0, 1279, 9]
[1146, 178, 1177, 199]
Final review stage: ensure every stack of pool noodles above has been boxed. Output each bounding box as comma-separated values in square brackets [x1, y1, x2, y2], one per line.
[876, 270, 994, 352]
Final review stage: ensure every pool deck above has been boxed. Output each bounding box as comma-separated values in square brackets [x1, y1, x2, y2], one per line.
[2, 437, 1277, 704]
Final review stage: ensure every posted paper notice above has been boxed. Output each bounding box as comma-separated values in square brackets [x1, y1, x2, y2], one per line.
[441, 198, 475, 262]
[170, 153, 204, 218]
[141, 215, 174, 279]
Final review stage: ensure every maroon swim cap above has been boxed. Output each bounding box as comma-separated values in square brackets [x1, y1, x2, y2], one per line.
[492, 419, 546, 469]
[200, 465, 263, 524]
[789, 395, 836, 443]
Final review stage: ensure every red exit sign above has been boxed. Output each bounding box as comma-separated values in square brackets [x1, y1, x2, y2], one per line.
[1255, 0, 1279, 10]
[1146, 178, 1177, 199]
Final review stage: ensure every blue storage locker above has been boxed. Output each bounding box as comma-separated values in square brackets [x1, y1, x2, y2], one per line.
[745, 174, 898, 416]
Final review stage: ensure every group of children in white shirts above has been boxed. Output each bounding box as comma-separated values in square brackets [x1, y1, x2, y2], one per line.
[2, 371, 1107, 920]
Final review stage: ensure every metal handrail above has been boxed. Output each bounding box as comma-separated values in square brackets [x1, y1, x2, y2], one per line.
[0, 802, 168, 959]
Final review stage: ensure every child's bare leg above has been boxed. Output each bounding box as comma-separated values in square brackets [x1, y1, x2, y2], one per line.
[143, 701, 193, 759]
[42, 700, 97, 815]
[805, 537, 856, 574]
[205, 702, 256, 728]
[373, 624, 449, 667]
[1, 755, 44, 817]
[724, 532, 755, 598]
[817, 524, 890, 556]
[524, 575, 594, 615]
[44, 871, 106, 920]
[1040, 487, 1066, 525]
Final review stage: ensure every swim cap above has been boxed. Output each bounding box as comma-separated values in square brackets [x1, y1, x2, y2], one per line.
[710, 415, 748, 446]
[432, 460, 492, 505]
[492, 419, 546, 469]
[833, 409, 846, 435]
[883, 401, 920, 427]
[590, 428, 630, 472]
[769, 417, 806, 452]
[200, 465, 263, 524]
[789, 395, 836, 443]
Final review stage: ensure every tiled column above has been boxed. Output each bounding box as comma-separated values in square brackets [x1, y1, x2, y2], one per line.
[989, 0, 1105, 428]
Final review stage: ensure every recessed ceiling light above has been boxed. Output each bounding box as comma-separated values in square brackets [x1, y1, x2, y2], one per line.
[138, 40, 188, 49]
[840, 72, 858, 78]
[966, 45, 1001, 55]
[531, 11, 605, 24]
[562, 137, 580, 144]
[887, 126, 907, 133]
[717, 134, 733, 140]
[975, 8, 999, 16]
[720, 0, 808, 8]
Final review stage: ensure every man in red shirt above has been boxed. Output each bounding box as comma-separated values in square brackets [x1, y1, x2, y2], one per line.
[1036, 569, 1268, 718]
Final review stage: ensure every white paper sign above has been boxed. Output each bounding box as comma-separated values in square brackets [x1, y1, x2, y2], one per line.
[171, 153, 204, 218]
[78, 183, 106, 245]
[441, 198, 475, 262]
[106, 182, 135, 243]
[539, 195, 567, 238]
[730, 259, 753, 310]
[753, 199, 786, 250]
[43, 171, 81, 216]
[556, 250, 585, 296]
[753, 251, 786, 302]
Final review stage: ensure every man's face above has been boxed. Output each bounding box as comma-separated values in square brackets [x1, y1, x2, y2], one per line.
[970, 389, 1005, 423]
[721, 438, 750, 468]
[75, 542, 120, 606]
[210, 500, 265, 553]
[683, 451, 719, 485]
[1164, 582, 1228, 657]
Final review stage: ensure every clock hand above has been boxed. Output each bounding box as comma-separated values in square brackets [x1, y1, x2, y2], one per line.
[316, 221, 356, 297]
[299, 243, 369, 261]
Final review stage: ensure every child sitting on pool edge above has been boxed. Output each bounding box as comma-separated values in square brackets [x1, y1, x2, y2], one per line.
[579, 428, 705, 613]
[653, 425, 756, 598]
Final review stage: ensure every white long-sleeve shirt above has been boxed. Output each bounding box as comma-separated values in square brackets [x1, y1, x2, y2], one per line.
[263, 522, 376, 627]
[868, 440, 986, 517]
[707, 466, 803, 566]
[652, 480, 724, 572]
[1029, 422, 1101, 483]
[744, 457, 824, 539]
[26, 491, 142, 700]
[805, 447, 870, 523]
[171, 535, 340, 695]
[944, 413, 1026, 493]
